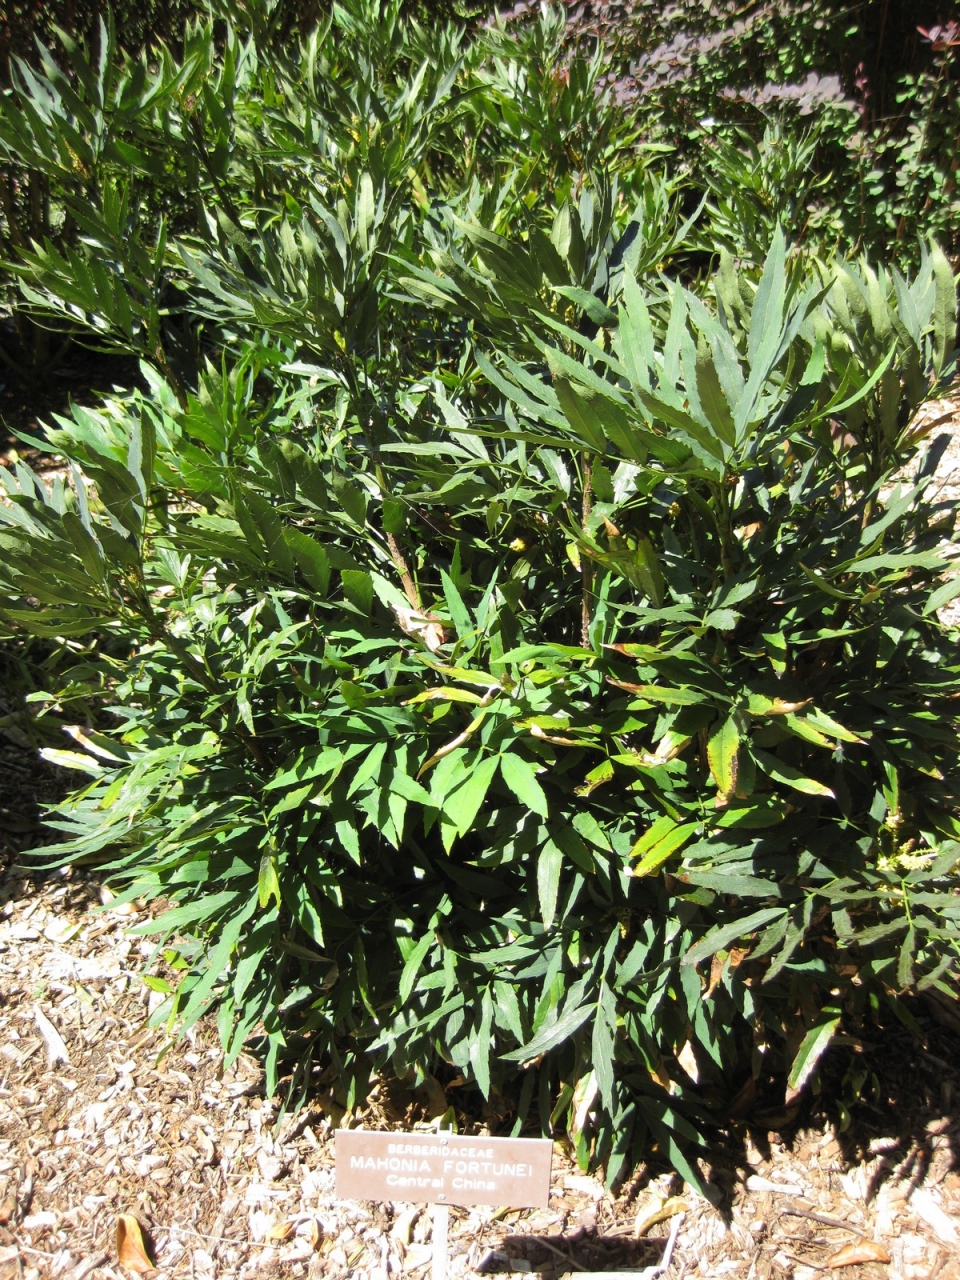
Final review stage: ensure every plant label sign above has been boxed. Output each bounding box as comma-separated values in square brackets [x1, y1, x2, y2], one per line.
[335, 1129, 553, 1207]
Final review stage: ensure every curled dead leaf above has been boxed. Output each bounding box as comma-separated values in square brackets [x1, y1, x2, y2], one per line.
[308, 1218, 321, 1250]
[116, 1214, 156, 1274]
[825, 1240, 891, 1267]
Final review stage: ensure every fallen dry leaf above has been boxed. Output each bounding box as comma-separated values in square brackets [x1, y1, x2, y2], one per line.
[116, 1214, 156, 1274]
[635, 1196, 689, 1238]
[17, 1159, 37, 1221]
[307, 1218, 321, 1250]
[265, 1220, 294, 1241]
[825, 1240, 891, 1267]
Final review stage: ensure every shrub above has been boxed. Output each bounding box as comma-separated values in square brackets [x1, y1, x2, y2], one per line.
[1, 0, 959, 1190]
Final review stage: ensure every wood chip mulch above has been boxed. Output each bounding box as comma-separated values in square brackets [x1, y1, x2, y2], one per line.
[1, 857, 958, 1280]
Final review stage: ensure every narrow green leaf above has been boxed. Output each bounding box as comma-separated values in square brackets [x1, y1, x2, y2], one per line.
[472, 989, 494, 1097]
[552, 377, 607, 453]
[441, 569, 473, 639]
[924, 575, 960, 617]
[897, 923, 916, 990]
[695, 341, 735, 447]
[592, 984, 617, 1110]
[748, 226, 786, 371]
[930, 243, 957, 377]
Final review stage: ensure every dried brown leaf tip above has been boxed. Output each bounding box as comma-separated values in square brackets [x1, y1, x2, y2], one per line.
[116, 1214, 156, 1274]
[825, 1240, 891, 1267]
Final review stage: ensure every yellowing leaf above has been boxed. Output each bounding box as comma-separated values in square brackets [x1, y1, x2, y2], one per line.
[404, 687, 484, 705]
[39, 747, 103, 775]
[707, 715, 739, 797]
[258, 854, 282, 909]
[631, 820, 699, 877]
[745, 694, 811, 716]
[635, 1195, 690, 1238]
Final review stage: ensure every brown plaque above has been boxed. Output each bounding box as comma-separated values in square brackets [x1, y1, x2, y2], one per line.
[335, 1129, 553, 1208]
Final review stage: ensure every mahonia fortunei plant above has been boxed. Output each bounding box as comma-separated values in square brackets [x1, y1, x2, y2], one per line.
[0, 0, 958, 1192]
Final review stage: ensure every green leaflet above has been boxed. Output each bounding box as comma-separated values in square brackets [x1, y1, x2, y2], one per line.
[443, 755, 499, 838]
[683, 908, 785, 967]
[399, 933, 434, 1004]
[285, 529, 331, 595]
[754, 749, 835, 798]
[501, 999, 593, 1061]
[537, 839, 563, 928]
[499, 753, 549, 819]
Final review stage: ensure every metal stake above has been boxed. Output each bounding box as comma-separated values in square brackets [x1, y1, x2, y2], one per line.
[431, 1200, 449, 1280]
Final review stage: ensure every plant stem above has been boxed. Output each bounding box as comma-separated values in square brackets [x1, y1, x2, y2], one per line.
[387, 529, 420, 610]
